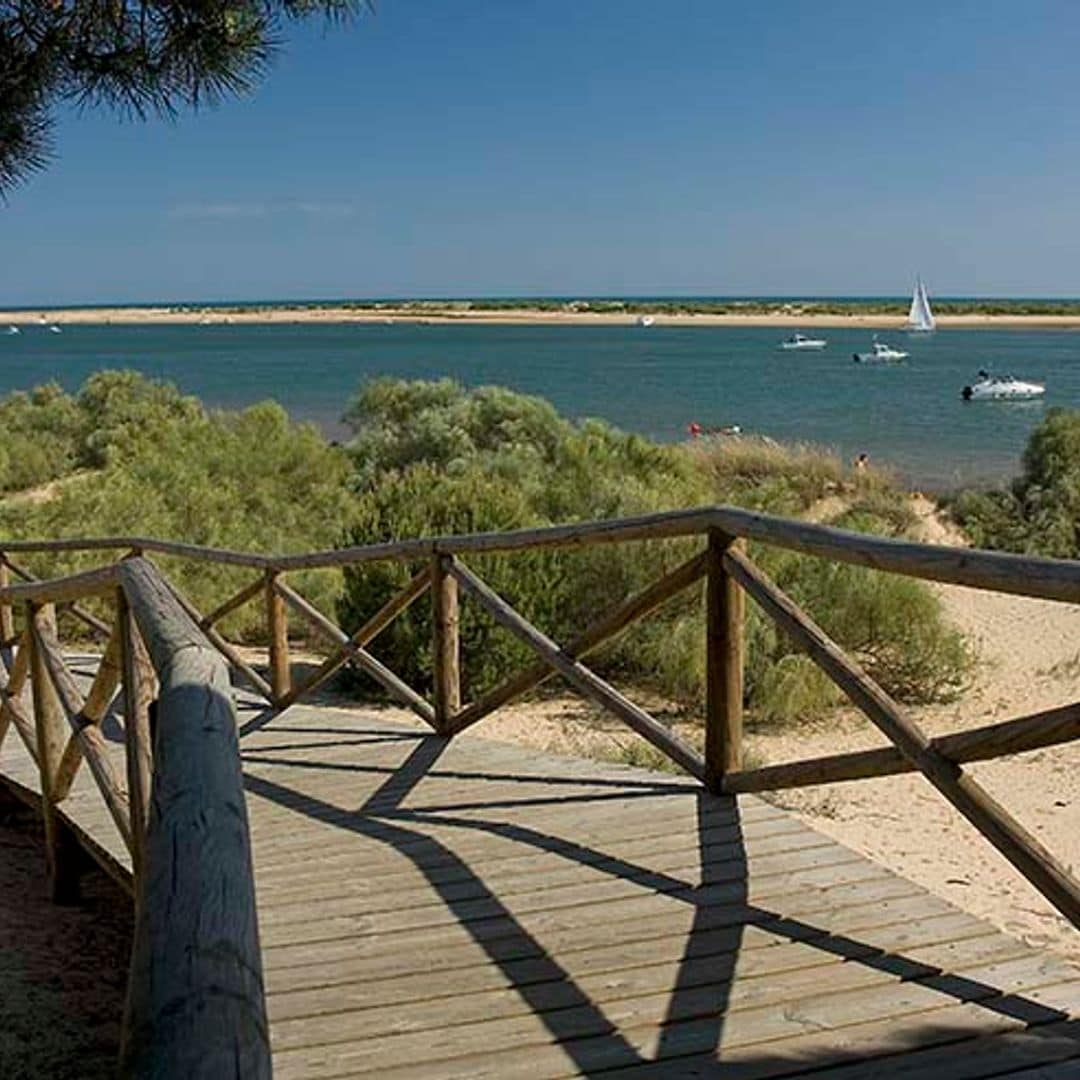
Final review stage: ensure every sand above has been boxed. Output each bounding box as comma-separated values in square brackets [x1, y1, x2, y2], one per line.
[0, 802, 131, 1078]
[6, 305, 1080, 329]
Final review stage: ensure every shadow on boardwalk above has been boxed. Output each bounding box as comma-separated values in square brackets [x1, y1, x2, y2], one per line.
[241, 725, 1079, 1077]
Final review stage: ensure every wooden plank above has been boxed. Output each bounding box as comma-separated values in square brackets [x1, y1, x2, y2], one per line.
[447, 550, 708, 736]
[241, 788, 784, 868]
[803, 1017, 1080, 1079]
[449, 558, 706, 780]
[431, 554, 461, 731]
[257, 865, 929, 976]
[251, 815, 817, 900]
[599, 993, 1080, 1080]
[725, 700, 1080, 793]
[267, 930, 1038, 1051]
[725, 546, 1080, 930]
[245, 803, 794, 889]
[255, 855, 894, 951]
[116, 557, 270, 1080]
[264, 908, 993, 1005]
[286, 964, 1080, 1080]
[256, 838, 856, 932]
[706, 530, 744, 791]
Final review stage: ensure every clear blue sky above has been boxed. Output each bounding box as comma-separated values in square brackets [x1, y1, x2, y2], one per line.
[3, 0, 1079, 305]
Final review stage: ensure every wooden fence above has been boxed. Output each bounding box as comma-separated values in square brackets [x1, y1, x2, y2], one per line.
[1, 505, 1079, 1074]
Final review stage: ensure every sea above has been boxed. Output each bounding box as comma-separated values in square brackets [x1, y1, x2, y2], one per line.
[2, 319, 1077, 492]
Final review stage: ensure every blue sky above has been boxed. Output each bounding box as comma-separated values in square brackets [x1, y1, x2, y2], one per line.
[3, 0, 1079, 304]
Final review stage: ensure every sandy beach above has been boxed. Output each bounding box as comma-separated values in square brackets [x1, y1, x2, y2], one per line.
[7, 305, 1080, 329]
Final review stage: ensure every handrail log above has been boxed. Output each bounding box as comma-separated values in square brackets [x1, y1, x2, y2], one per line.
[712, 506, 1080, 603]
[0, 564, 118, 607]
[116, 558, 270, 1079]
[6, 505, 1080, 602]
[723, 702, 1080, 793]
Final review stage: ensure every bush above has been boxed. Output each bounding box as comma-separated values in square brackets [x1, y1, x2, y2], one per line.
[1, 376, 355, 637]
[340, 378, 969, 720]
[950, 408, 1080, 557]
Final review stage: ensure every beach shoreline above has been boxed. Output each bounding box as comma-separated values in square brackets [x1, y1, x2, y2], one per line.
[7, 305, 1080, 329]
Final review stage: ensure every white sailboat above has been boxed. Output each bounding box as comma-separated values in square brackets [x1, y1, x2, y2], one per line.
[906, 276, 935, 332]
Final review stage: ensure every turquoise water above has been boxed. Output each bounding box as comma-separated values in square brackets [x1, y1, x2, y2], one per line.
[2, 322, 1077, 490]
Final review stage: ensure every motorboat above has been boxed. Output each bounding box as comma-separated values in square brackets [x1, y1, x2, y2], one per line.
[962, 371, 1045, 401]
[637, 315, 655, 327]
[779, 332, 827, 351]
[853, 336, 908, 363]
[48, 324, 62, 334]
[5, 325, 19, 335]
[906, 275, 935, 332]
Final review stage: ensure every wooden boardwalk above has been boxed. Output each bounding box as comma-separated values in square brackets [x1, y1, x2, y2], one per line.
[3, 686, 1080, 1078]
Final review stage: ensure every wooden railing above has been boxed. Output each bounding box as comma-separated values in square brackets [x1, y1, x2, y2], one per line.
[0, 557, 270, 1078]
[2, 505, 1079, 1073]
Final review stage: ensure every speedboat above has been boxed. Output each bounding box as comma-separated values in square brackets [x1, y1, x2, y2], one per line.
[48, 324, 62, 334]
[5, 325, 19, 335]
[853, 336, 908, 363]
[962, 371, 1045, 401]
[779, 332, 826, 351]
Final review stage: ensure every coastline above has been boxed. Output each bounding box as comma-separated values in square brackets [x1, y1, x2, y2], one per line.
[7, 305, 1080, 329]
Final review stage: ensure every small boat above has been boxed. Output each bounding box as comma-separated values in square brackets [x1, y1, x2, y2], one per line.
[5, 325, 19, 335]
[779, 332, 827, 351]
[962, 371, 1045, 401]
[853, 336, 908, 363]
[637, 315, 655, 327]
[48, 324, 62, 334]
[906, 275, 935, 332]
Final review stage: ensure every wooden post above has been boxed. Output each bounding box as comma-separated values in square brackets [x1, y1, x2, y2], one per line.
[28, 603, 80, 902]
[706, 530, 745, 793]
[431, 554, 461, 732]
[0, 558, 14, 671]
[119, 592, 153, 884]
[265, 572, 291, 704]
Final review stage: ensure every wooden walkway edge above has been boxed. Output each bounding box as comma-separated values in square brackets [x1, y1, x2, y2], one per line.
[3, 696, 1079, 1078]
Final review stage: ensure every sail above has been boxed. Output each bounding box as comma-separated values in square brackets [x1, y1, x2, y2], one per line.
[907, 277, 935, 331]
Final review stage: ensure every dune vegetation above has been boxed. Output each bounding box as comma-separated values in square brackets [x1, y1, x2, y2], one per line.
[0, 371, 971, 725]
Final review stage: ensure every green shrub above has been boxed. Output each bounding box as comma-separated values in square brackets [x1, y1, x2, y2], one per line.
[339, 378, 970, 720]
[1, 379, 355, 638]
[950, 408, 1080, 557]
